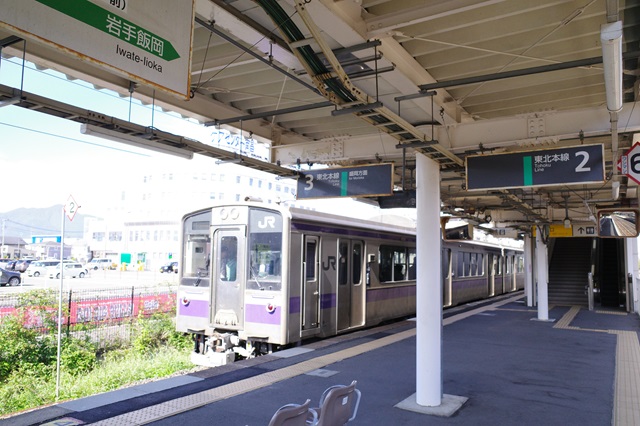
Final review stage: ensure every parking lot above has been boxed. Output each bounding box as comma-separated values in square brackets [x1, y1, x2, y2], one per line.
[0, 268, 179, 294]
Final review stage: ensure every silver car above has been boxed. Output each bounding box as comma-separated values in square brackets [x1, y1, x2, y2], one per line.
[48, 263, 88, 279]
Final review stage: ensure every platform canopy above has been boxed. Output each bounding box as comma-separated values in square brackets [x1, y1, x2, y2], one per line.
[1, 0, 639, 231]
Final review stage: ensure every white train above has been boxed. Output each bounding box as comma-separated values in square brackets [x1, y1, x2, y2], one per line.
[176, 202, 524, 365]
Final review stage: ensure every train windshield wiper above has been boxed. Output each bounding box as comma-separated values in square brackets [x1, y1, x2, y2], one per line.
[249, 266, 264, 289]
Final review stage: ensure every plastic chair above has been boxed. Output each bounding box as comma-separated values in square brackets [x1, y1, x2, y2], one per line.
[268, 399, 317, 426]
[312, 381, 361, 426]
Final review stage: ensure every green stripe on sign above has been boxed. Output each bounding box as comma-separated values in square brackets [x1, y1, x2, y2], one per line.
[36, 0, 180, 61]
[523, 156, 533, 186]
[341, 171, 348, 196]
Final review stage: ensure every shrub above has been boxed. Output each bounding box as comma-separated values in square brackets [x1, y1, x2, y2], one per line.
[132, 313, 191, 354]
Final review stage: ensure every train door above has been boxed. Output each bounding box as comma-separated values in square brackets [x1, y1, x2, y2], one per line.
[488, 254, 497, 296]
[443, 249, 453, 307]
[302, 236, 320, 331]
[211, 228, 246, 329]
[337, 239, 365, 331]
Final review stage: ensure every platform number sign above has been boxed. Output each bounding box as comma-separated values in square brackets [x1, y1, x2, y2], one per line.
[466, 144, 604, 190]
[65, 195, 79, 222]
[619, 142, 640, 185]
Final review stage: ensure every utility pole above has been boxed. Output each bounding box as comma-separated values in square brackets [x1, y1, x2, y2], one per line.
[1, 218, 5, 259]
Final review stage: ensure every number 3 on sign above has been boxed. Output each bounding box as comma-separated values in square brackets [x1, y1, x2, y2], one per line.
[304, 174, 314, 191]
[575, 151, 591, 172]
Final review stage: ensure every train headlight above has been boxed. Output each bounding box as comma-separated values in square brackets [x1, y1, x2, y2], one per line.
[230, 208, 239, 219]
[266, 303, 276, 313]
[219, 209, 229, 220]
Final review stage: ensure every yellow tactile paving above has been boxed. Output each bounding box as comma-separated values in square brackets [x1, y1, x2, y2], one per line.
[610, 330, 640, 426]
[553, 306, 640, 426]
[553, 305, 581, 329]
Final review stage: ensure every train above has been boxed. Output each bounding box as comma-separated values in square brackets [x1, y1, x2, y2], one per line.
[176, 202, 524, 366]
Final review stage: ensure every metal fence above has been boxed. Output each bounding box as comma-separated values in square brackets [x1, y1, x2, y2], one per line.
[0, 286, 177, 345]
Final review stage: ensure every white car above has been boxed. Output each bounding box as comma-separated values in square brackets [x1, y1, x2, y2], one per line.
[48, 262, 89, 279]
[26, 260, 60, 277]
[86, 258, 115, 270]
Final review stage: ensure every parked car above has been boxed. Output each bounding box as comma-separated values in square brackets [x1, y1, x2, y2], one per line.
[14, 259, 34, 273]
[160, 261, 178, 273]
[0, 268, 21, 286]
[3, 260, 17, 271]
[26, 260, 61, 277]
[85, 258, 116, 270]
[48, 263, 89, 279]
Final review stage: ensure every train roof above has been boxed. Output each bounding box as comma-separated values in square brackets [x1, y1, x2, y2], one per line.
[287, 205, 417, 236]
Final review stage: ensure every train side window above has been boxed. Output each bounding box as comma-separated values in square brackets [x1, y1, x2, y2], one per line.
[456, 252, 465, 277]
[379, 245, 413, 282]
[476, 253, 484, 276]
[516, 256, 524, 273]
[470, 253, 478, 276]
[407, 249, 416, 280]
[393, 249, 407, 281]
[339, 241, 349, 285]
[379, 246, 394, 282]
[305, 240, 317, 280]
[352, 242, 363, 285]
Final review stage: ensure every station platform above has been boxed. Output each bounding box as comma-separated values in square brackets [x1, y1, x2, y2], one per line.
[4, 293, 640, 426]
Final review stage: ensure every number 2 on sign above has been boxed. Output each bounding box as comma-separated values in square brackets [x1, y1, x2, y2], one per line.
[575, 151, 591, 172]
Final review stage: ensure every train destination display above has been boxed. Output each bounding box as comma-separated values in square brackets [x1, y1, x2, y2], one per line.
[466, 144, 604, 191]
[296, 163, 394, 199]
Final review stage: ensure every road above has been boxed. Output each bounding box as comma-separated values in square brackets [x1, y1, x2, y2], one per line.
[1, 269, 179, 294]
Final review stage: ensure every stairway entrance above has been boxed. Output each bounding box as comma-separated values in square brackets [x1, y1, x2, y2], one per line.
[548, 238, 591, 306]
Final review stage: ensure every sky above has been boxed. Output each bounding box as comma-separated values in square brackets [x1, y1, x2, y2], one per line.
[0, 56, 390, 222]
[0, 55, 235, 215]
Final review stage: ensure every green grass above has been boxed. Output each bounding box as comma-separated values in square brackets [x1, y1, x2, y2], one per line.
[0, 345, 195, 417]
[0, 292, 195, 418]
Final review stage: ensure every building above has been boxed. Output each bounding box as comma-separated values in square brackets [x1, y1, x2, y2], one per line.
[84, 162, 301, 270]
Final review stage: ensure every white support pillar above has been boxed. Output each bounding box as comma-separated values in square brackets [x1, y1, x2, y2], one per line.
[396, 154, 467, 417]
[415, 153, 442, 406]
[535, 226, 550, 321]
[524, 234, 533, 307]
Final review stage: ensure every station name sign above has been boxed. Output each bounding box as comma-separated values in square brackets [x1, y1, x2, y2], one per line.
[297, 164, 394, 199]
[0, 0, 194, 99]
[466, 144, 605, 191]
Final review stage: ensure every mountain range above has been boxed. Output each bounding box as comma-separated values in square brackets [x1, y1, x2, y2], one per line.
[0, 206, 92, 242]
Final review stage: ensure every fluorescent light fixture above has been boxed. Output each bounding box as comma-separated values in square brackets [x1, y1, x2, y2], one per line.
[0, 97, 21, 108]
[80, 124, 194, 160]
[601, 21, 623, 112]
[331, 101, 383, 116]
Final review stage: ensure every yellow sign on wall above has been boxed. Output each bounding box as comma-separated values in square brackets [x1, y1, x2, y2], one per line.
[532, 223, 597, 238]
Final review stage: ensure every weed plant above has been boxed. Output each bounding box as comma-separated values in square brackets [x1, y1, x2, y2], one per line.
[0, 289, 193, 417]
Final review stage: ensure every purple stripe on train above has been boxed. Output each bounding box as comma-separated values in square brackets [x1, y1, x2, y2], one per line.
[321, 293, 336, 309]
[290, 296, 301, 314]
[178, 299, 209, 317]
[366, 285, 416, 302]
[246, 303, 281, 325]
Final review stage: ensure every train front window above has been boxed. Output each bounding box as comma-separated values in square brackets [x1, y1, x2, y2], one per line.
[181, 214, 211, 287]
[248, 209, 283, 291]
